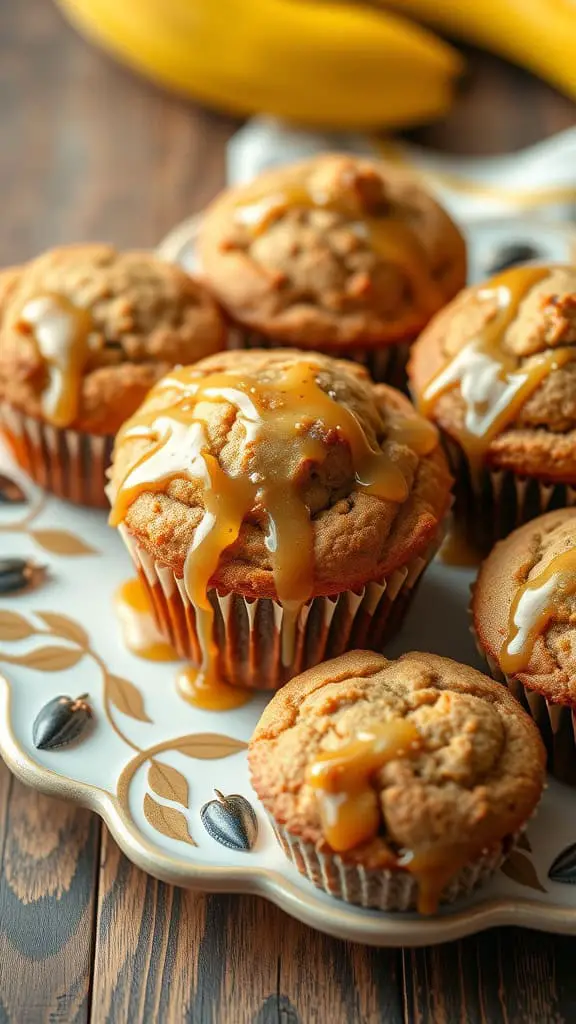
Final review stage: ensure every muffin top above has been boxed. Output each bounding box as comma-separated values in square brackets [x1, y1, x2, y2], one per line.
[409, 263, 576, 482]
[473, 508, 576, 702]
[249, 650, 545, 907]
[0, 244, 225, 434]
[198, 154, 466, 349]
[108, 349, 451, 604]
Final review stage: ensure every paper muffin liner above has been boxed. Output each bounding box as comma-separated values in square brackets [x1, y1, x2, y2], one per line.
[0, 402, 113, 508]
[229, 327, 411, 388]
[119, 527, 441, 691]
[444, 437, 576, 550]
[471, 626, 576, 786]
[272, 821, 515, 913]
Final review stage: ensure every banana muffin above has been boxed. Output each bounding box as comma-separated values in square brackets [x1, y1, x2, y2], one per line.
[249, 650, 546, 914]
[0, 244, 225, 505]
[198, 154, 466, 384]
[472, 508, 576, 783]
[108, 349, 452, 706]
[409, 262, 576, 548]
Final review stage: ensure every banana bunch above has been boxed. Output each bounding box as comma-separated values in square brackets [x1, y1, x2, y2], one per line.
[55, 0, 463, 128]
[56, 0, 575, 130]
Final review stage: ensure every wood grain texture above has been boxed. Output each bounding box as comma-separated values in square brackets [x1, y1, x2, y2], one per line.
[92, 829, 403, 1024]
[0, 764, 99, 1023]
[0, 0, 575, 1021]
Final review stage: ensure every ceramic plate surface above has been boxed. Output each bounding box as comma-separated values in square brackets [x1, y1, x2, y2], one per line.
[2, 450, 576, 948]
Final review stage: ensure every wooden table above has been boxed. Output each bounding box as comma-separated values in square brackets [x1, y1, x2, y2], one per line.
[1, 2, 575, 1021]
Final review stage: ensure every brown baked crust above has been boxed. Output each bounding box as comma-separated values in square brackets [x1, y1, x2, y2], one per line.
[0, 244, 226, 434]
[409, 265, 576, 482]
[198, 154, 466, 350]
[108, 349, 452, 600]
[248, 650, 545, 864]
[472, 508, 576, 702]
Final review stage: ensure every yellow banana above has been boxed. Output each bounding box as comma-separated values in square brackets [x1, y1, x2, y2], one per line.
[380, 0, 576, 100]
[55, 0, 463, 129]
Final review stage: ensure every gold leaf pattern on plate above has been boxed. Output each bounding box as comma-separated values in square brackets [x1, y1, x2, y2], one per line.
[176, 733, 248, 760]
[148, 759, 189, 808]
[516, 832, 532, 853]
[107, 674, 152, 723]
[37, 612, 88, 648]
[30, 529, 97, 556]
[143, 792, 196, 846]
[501, 851, 546, 893]
[11, 645, 84, 672]
[0, 609, 34, 641]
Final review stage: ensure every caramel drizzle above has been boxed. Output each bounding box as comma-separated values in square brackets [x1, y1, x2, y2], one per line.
[501, 548, 576, 675]
[421, 265, 576, 476]
[235, 177, 443, 317]
[114, 578, 178, 663]
[307, 721, 496, 915]
[307, 721, 421, 853]
[111, 360, 434, 697]
[19, 293, 93, 428]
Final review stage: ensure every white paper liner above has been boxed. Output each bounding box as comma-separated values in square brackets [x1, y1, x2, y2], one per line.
[119, 527, 440, 691]
[0, 402, 112, 508]
[444, 437, 576, 548]
[231, 328, 411, 386]
[471, 625, 576, 786]
[272, 821, 513, 913]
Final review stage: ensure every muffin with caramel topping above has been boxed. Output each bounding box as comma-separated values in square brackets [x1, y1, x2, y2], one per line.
[472, 508, 576, 783]
[249, 650, 545, 914]
[409, 262, 576, 548]
[107, 349, 451, 703]
[0, 244, 225, 506]
[199, 154, 466, 384]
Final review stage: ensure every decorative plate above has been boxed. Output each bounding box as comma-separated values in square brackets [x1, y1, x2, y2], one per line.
[2, 216, 576, 948]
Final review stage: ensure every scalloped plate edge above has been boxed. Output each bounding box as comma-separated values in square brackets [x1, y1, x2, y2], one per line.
[1, 677, 576, 948]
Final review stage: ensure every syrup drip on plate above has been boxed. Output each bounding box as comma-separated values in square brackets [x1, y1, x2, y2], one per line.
[111, 359, 435, 706]
[114, 578, 179, 663]
[421, 265, 576, 480]
[18, 293, 93, 427]
[501, 547, 576, 675]
[234, 172, 444, 317]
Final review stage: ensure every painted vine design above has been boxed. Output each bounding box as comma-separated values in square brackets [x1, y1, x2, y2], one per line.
[0, 608, 247, 847]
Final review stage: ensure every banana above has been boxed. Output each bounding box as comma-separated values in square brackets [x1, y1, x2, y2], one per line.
[55, 0, 463, 129]
[380, 0, 576, 100]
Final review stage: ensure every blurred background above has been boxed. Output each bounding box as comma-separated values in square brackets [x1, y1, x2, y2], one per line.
[2, 0, 574, 268]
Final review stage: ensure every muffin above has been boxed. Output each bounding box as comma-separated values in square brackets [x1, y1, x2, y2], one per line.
[0, 244, 225, 506]
[107, 349, 451, 704]
[198, 154, 466, 385]
[409, 262, 576, 549]
[249, 650, 545, 914]
[472, 507, 576, 783]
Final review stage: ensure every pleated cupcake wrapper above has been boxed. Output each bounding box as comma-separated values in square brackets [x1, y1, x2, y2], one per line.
[444, 437, 576, 549]
[229, 327, 410, 388]
[272, 821, 514, 913]
[471, 625, 576, 786]
[119, 527, 440, 691]
[0, 402, 112, 508]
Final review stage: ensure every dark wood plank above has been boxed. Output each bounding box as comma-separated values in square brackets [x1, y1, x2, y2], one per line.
[402, 927, 576, 1024]
[0, 763, 99, 1023]
[91, 828, 403, 1024]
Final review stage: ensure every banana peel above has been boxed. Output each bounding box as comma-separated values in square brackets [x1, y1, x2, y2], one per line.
[380, 0, 576, 101]
[55, 0, 464, 129]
